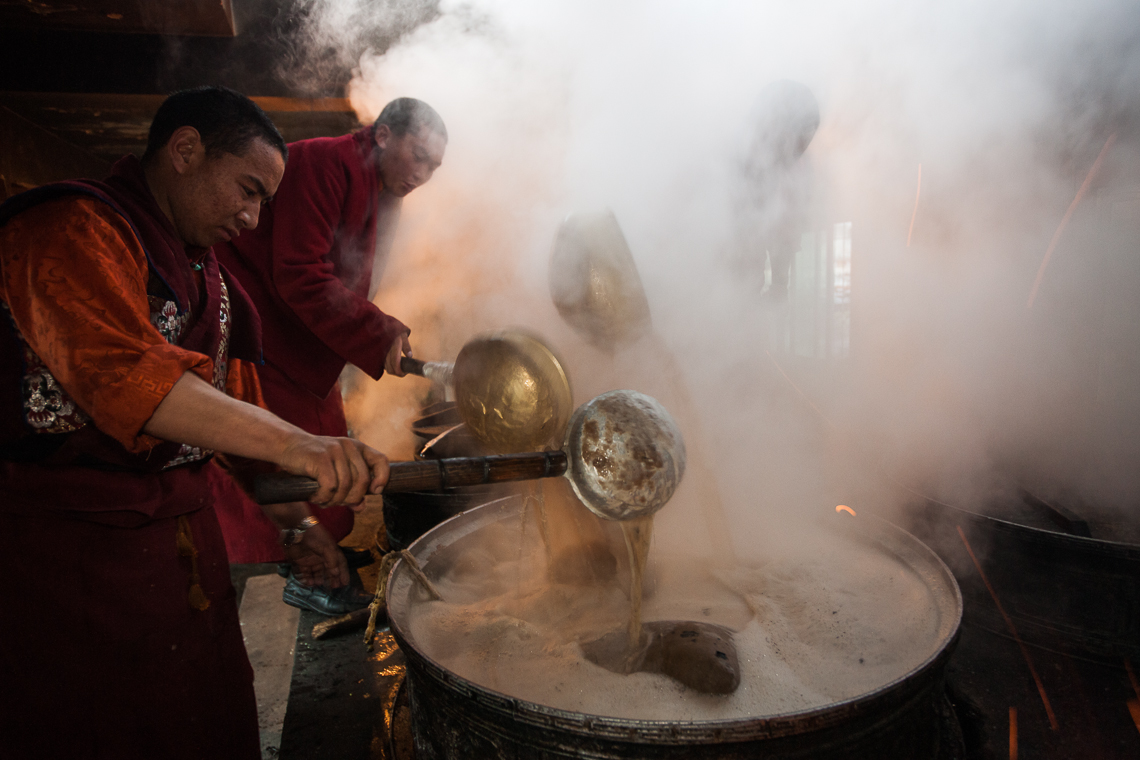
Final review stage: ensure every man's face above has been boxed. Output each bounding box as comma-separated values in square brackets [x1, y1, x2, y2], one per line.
[375, 124, 446, 197]
[167, 134, 285, 248]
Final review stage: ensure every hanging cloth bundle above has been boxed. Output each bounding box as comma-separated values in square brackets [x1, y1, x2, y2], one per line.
[176, 515, 211, 611]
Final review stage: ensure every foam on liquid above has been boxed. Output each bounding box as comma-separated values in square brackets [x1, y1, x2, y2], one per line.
[403, 512, 943, 721]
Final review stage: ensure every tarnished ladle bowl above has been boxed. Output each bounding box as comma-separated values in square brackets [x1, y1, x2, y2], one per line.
[564, 390, 686, 521]
[549, 210, 652, 351]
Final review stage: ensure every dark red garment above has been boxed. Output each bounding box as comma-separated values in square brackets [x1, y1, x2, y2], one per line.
[215, 127, 408, 400]
[0, 503, 259, 760]
[212, 363, 356, 563]
[214, 127, 407, 561]
[0, 158, 261, 758]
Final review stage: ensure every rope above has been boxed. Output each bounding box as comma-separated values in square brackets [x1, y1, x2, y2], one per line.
[364, 549, 443, 651]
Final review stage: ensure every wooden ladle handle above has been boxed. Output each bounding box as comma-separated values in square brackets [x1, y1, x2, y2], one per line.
[253, 451, 568, 504]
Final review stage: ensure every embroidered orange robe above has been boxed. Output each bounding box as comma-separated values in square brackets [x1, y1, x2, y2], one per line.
[0, 163, 265, 760]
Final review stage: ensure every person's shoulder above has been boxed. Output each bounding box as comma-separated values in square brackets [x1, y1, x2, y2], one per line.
[4, 194, 126, 235]
[287, 129, 368, 160]
[282, 129, 374, 190]
[1, 194, 142, 267]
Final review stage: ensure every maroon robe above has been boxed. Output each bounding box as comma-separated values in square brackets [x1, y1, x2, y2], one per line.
[0, 157, 263, 760]
[214, 127, 409, 562]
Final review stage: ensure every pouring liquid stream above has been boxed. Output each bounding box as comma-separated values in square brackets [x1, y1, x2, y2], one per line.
[621, 514, 655, 654]
[517, 481, 555, 596]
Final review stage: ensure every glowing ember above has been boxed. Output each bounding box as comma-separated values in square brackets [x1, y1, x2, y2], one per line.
[958, 526, 1059, 731]
[1009, 706, 1018, 760]
[835, 505, 856, 517]
[1027, 132, 1117, 309]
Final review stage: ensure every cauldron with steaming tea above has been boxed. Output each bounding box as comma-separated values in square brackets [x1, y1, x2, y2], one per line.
[386, 495, 963, 759]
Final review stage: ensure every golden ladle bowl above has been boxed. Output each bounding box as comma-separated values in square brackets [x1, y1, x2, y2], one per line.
[452, 331, 573, 454]
[549, 210, 653, 351]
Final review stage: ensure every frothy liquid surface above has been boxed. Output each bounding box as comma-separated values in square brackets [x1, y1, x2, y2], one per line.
[402, 514, 944, 721]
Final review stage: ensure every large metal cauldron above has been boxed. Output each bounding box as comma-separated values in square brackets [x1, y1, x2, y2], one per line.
[386, 402, 500, 551]
[387, 497, 963, 759]
[914, 495, 1140, 660]
[382, 486, 502, 551]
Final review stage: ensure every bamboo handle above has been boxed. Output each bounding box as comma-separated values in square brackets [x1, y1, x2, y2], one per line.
[252, 451, 568, 505]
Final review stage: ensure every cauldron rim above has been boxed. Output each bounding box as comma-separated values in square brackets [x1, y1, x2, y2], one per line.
[924, 496, 1140, 556]
[918, 496, 1140, 661]
[386, 495, 963, 741]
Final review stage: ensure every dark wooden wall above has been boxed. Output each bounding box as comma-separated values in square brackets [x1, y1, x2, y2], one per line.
[0, 1, 237, 37]
[0, 106, 110, 199]
[0, 0, 438, 193]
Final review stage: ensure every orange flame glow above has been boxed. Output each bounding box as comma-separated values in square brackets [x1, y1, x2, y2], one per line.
[835, 505, 856, 517]
[959, 526, 1059, 731]
[1009, 707, 1018, 760]
[1028, 132, 1117, 309]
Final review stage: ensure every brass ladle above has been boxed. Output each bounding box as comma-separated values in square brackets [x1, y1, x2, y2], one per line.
[401, 330, 573, 455]
[549, 209, 651, 352]
[253, 389, 685, 524]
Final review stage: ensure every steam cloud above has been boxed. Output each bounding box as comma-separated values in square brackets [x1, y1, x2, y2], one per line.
[324, 0, 1140, 551]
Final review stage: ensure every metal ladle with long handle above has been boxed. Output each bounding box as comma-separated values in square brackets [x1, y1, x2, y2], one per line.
[549, 209, 652, 351]
[253, 389, 685, 523]
[400, 330, 573, 455]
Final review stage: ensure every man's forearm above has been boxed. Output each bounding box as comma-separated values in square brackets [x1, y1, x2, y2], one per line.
[146, 371, 391, 507]
[143, 371, 302, 466]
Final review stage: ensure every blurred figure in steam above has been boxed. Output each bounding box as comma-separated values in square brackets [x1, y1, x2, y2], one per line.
[736, 80, 820, 307]
[214, 98, 447, 614]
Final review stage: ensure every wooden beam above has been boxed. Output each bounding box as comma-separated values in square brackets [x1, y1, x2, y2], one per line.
[0, 92, 163, 111]
[0, 106, 110, 198]
[0, 92, 354, 113]
[0, 0, 237, 38]
[250, 97, 355, 113]
[0, 92, 360, 166]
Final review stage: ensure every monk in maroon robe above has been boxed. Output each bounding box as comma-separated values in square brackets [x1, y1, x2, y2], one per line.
[0, 87, 389, 760]
[213, 98, 447, 584]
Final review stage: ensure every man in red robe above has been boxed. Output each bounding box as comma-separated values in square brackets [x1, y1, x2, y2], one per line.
[0, 87, 390, 760]
[214, 98, 447, 611]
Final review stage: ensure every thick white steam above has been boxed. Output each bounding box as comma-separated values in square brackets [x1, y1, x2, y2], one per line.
[327, 0, 1140, 548]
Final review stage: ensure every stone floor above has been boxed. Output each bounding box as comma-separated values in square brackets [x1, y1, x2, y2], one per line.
[238, 574, 300, 759]
[233, 503, 397, 760]
[278, 610, 408, 759]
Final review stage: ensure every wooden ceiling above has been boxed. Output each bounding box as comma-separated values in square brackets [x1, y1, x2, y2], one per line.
[0, 0, 433, 189]
[0, 91, 361, 165]
[0, 0, 237, 37]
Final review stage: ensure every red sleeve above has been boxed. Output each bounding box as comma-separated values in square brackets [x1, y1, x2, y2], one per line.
[0, 198, 213, 452]
[267, 142, 408, 378]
